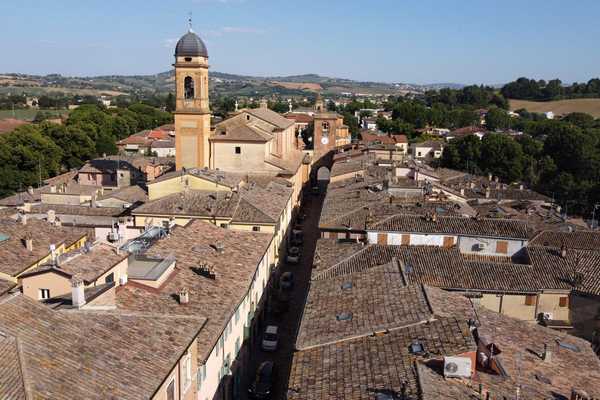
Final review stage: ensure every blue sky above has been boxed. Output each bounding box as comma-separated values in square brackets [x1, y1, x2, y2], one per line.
[1, 0, 599, 84]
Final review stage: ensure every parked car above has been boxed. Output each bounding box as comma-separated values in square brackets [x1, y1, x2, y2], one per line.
[290, 229, 303, 246]
[279, 271, 294, 290]
[248, 361, 276, 399]
[286, 246, 301, 264]
[261, 325, 279, 351]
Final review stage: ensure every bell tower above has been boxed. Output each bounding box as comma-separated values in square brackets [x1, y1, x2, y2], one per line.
[173, 21, 211, 170]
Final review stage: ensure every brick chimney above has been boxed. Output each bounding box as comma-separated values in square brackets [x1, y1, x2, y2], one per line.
[23, 236, 33, 252]
[47, 209, 56, 224]
[71, 276, 86, 308]
[179, 288, 189, 304]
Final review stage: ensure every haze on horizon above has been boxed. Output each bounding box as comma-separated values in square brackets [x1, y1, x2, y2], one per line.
[1, 0, 599, 85]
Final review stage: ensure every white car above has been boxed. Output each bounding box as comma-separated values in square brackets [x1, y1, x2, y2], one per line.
[261, 325, 279, 352]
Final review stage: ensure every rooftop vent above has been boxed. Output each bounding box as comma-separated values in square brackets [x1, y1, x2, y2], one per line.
[192, 263, 216, 280]
[336, 312, 352, 322]
[212, 242, 225, 254]
[444, 356, 472, 378]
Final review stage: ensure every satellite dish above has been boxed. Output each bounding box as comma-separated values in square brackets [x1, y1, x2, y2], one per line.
[321, 137, 329, 145]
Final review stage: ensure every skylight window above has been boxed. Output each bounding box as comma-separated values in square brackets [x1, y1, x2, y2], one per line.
[341, 282, 353, 291]
[0, 233, 9, 242]
[409, 340, 425, 355]
[336, 312, 352, 321]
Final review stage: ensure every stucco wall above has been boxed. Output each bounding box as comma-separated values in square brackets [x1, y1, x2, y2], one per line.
[458, 237, 526, 257]
[212, 142, 268, 172]
[153, 338, 199, 400]
[148, 175, 231, 201]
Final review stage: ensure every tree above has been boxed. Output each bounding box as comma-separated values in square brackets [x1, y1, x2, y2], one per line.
[165, 93, 176, 112]
[342, 112, 360, 140]
[479, 134, 524, 182]
[485, 108, 511, 131]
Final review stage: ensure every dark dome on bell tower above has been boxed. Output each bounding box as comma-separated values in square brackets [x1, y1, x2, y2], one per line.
[175, 29, 208, 58]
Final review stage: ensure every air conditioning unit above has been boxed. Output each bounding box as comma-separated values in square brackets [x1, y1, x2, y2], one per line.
[443, 356, 472, 378]
[543, 312, 553, 320]
[475, 243, 487, 251]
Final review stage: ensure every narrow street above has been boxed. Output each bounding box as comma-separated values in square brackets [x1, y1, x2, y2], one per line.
[240, 188, 326, 400]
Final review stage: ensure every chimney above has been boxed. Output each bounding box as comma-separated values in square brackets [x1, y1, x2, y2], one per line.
[235, 100, 239, 112]
[469, 181, 475, 189]
[542, 343, 552, 362]
[23, 236, 33, 252]
[571, 389, 590, 400]
[27, 186, 34, 196]
[47, 209, 56, 224]
[214, 242, 225, 254]
[494, 176, 499, 183]
[488, 173, 492, 181]
[50, 185, 56, 193]
[50, 244, 57, 264]
[519, 183, 524, 190]
[485, 187, 491, 199]
[90, 194, 97, 208]
[460, 188, 465, 196]
[71, 276, 86, 308]
[259, 99, 268, 109]
[561, 245, 567, 258]
[179, 288, 189, 304]
[20, 213, 27, 225]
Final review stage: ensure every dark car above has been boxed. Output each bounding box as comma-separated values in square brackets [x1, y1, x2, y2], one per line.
[280, 271, 294, 291]
[248, 361, 276, 399]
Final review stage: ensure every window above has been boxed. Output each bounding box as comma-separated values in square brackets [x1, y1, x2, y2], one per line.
[166, 379, 175, 400]
[559, 296, 569, 307]
[524, 295, 536, 306]
[220, 223, 228, 229]
[235, 146, 241, 154]
[184, 57, 192, 62]
[39, 289, 50, 300]
[184, 76, 195, 99]
[197, 364, 207, 391]
[182, 351, 192, 392]
[252, 226, 261, 232]
[322, 122, 330, 131]
[105, 272, 114, 284]
[417, 151, 422, 157]
[495, 240, 509, 254]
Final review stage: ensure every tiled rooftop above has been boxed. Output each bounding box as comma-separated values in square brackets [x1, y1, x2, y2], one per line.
[0, 293, 204, 400]
[290, 238, 600, 399]
[530, 230, 600, 250]
[21, 242, 127, 284]
[370, 214, 530, 239]
[311, 241, 578, 293]
[0, 218, 88, 277]
[135, 179, 291, 224]
[115, 220, 272, 363]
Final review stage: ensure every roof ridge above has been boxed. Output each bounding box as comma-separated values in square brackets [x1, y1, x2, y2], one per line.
[232, 197, 275, 223]
[313, 244, 374, 281]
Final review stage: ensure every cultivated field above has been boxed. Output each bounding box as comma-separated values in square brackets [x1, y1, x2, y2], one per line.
[270, 81, 323, 91]
[509, 98, 600, 118]
[0, 109, 69, 121]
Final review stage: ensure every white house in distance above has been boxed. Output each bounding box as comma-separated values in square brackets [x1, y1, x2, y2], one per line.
[411, 140, 444, 159]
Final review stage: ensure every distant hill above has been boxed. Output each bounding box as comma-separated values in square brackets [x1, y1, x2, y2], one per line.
[0, 71, 469, 98]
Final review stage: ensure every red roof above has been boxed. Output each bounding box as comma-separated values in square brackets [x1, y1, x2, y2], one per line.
[361, 132, 407, 145]
[147, 130, 170, 140]
[284, 113, 314, 124]
[0, 118, 30, 134]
